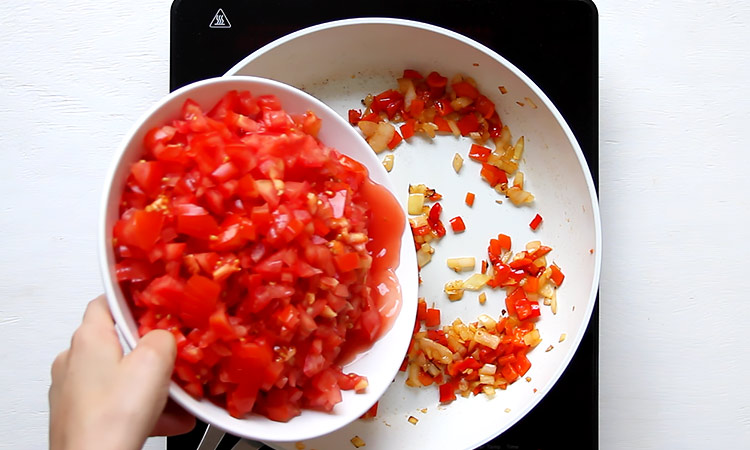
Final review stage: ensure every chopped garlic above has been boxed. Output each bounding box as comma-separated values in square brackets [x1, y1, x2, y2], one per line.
[382, 154, 394, 172]
[452, 153, 464, 172]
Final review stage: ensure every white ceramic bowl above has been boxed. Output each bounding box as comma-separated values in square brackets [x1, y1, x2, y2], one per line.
[98, 76, 419, 442]
[226, 19, 601, 450]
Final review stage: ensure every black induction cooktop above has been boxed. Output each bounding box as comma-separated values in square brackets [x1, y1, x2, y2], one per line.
[167, 1, 599, 449]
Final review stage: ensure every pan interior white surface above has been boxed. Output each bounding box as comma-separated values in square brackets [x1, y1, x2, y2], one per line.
[228, 18, 600, 450]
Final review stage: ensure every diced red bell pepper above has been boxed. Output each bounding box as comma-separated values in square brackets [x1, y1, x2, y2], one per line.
[465, 192, 475, 207]
[529, 213, 543, 230]
[449, 216, 466, 233]
[480, 164, 508, 187]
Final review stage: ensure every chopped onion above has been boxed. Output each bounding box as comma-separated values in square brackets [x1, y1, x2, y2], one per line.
[382, 154, 394, 172]
[448, 119, 461, 137]
[450, 96, 473, 111]
[506, 186, 534, 205]
[446, 257, 475, 272]
[525, 240, 541, 251]
[416, 243, 434, 269]
[444, 279, 465, 300]
[408, 193, 425, 215]
[463, 273, 491, 290]
[550, 289, 558, 315]
[417, 337, 453, 364]
[479, 363, 497, 375]
[367, 122, 396, 153]
[513, 136, 525, 160]
[479, 374, 495, 385]
[473, 328, 500, 349]
[477, 314, 497, 331]
[523, 329, 542, 347]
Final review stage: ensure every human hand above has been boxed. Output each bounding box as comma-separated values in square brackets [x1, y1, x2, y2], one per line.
[49, 295, 196, 450]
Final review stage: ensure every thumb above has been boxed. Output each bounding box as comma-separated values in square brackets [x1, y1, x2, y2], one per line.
[118, 330, 177, 431]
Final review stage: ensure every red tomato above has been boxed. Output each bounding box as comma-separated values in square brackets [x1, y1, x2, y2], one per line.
[113, 91, 403, 423]
[115, 210, 165, 252]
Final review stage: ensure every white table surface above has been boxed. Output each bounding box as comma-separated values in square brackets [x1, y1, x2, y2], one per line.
[2, 1, 749, 449]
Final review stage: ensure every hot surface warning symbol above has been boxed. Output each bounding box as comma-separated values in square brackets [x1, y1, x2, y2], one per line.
[209, 8, 231, 28]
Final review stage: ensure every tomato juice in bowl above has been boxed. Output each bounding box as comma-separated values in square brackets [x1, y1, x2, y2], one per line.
[98, 76, 418, 442]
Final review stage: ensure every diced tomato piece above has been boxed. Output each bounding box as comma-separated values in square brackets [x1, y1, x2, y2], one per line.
[176, 213, 219, 240]
[115, 259, 153, 282]
[179, 274, 221, 327]
[115, 209, 165, 252]
[130, 161, 165, 197]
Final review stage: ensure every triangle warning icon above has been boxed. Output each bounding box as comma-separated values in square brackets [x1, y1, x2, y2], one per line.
[209, 8, 231, 28]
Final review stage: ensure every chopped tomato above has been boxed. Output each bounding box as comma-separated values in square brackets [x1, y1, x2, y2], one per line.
[113, 90, 404, 423]
[115, 210, 165, 252]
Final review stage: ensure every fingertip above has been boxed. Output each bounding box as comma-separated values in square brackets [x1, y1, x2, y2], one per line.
[82, 294, 114, 328]
[139, 329, 178, 362]
[51, 349, 69, 380]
